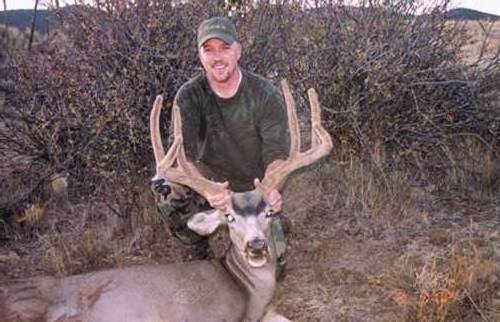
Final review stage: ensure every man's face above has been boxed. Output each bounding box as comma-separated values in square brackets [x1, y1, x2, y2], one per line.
[199, 38, 242, 84]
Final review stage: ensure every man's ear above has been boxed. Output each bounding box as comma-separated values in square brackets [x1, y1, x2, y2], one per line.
[235, 42, 242, 60]
[187, 210, 226, 236]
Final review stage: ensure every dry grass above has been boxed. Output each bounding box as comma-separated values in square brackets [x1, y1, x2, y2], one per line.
[454, 20, 500, 65]
[16, 203, 47, 224]
[21, 228, 111, 277]
[374, 236, 499, 322]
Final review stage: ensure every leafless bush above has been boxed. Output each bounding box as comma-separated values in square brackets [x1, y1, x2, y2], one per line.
[1, 0, 499, 225]
[1, 1, 219, 216]
[288, 1, 499, 193]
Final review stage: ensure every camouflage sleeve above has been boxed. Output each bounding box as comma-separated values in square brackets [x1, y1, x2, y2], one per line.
[172, 85, 202, 161]
[258, 89, 290, 167]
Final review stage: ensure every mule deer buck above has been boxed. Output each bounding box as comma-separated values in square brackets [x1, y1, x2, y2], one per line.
[0, 80, 332, 322]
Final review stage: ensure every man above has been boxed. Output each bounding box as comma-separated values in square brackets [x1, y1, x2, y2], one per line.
[152, 17, 289, 276]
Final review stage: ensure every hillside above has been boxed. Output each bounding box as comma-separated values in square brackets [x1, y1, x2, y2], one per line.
[0, 7, 498, 35]
[445, 8, 500, 21]
[0, 9, 59, 33]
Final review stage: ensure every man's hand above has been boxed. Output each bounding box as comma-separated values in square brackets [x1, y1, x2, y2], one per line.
[253, 177, 283, 213]
[206, 182, 232, 211]
[258, 159, 285, 213]
[266, 189, 283, 213]
[151, 179, 189, 203]
[181, 162, 232, 211]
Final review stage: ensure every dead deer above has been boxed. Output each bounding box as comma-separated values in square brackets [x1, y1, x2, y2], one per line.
[0, 80, 332, 322]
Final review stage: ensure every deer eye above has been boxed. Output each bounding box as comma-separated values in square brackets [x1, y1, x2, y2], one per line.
[225, 214, 235, 223]
[265, 209, 274, 218]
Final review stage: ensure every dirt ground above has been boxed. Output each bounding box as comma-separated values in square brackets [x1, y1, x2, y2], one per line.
[273, 181, 500, 321]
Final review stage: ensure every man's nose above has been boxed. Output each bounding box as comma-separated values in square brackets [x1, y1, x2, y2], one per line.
[212, 52, 222, 60]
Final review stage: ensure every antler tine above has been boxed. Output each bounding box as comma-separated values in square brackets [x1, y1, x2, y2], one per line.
[155, 102, 184, 173]
[281, 80, 300, 156]
[151, 97, 230, 209]
[150, 95, 166, 164]
[308, 88, 327, 147]
[255, 80, 333, 196]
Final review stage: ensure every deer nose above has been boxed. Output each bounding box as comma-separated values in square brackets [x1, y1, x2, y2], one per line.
[247, 239, 266, 251]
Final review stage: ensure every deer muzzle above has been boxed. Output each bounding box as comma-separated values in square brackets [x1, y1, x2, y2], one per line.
[245, 238, 270, 267]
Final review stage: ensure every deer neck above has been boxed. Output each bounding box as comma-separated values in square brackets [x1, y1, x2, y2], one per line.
[223, 245, 277, 321]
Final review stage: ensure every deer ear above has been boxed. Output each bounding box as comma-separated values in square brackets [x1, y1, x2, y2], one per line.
[187, 210, 225, 235]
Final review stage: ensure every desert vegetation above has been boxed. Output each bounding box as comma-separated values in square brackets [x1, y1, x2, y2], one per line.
[1, 0, 499, 321]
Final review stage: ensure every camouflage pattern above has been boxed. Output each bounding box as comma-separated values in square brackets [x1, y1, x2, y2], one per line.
[271, 215, 288, 281]
[156, 188, 210, 246]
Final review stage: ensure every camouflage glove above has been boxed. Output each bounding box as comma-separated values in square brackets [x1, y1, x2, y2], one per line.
[151, 178, 172, 198]
[151, 179, 196, 211]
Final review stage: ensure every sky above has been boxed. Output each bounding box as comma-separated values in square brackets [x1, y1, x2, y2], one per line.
[4, 0, 500, 16]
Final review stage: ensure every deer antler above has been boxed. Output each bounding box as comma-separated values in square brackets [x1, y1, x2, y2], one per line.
[254, 80, 333, 199]
[150, 95, 230, 209]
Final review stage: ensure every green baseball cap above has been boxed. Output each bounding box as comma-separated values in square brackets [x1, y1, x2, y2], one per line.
[197, 17, 238, 48]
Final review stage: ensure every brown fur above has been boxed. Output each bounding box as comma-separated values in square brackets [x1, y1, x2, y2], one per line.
[76, 278, 113, 311]
[52, 315, 84, 322]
